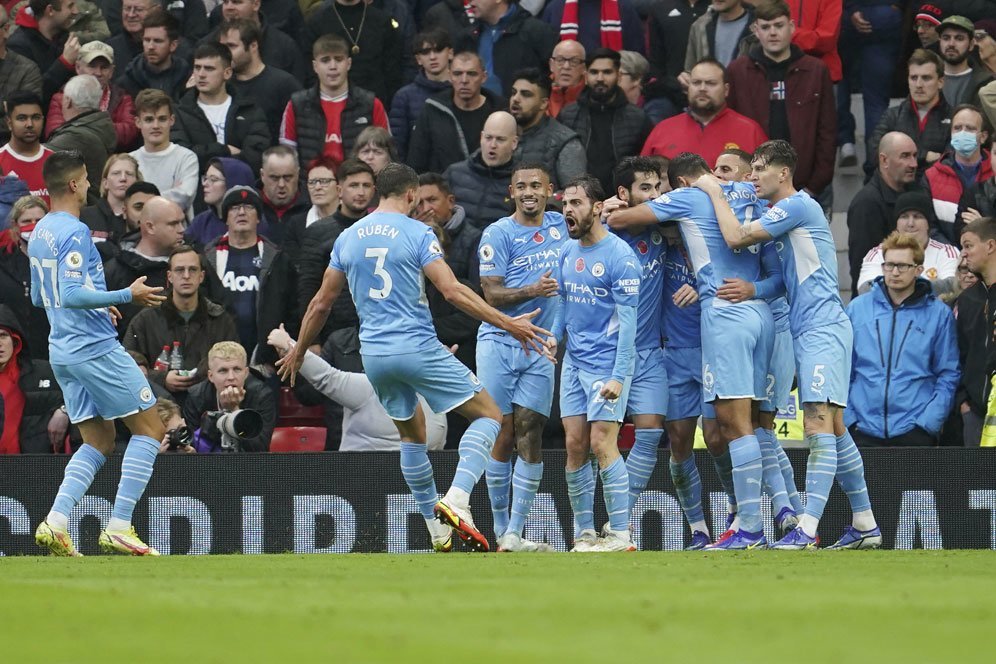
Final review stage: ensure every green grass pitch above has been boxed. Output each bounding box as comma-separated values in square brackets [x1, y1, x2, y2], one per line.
[2, 551, 993, 663]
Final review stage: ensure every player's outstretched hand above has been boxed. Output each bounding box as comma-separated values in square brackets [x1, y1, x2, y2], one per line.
[599, 379, 623, 401]
[716, 277, 755, 303]
[530, 270, 559, 298]
[275, 345, 306, 386]
[506, 308, 552, 356]
[108, 305, 122, 326]
[691, 173, 723, 195]
[130, 276, 166, 307]
[542, 336, 558, 364]
[672, 284, 698, 308]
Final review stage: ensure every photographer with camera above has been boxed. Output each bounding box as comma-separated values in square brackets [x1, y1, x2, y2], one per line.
[182, 341, 275, 452]
[156, 399, 194, 454]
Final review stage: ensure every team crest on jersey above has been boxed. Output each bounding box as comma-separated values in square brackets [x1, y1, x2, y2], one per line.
[592, 262, 605, 277]
[636, 240, 648, 255]
[67, 251, 83, 269]
[926, 267, 937, 279]
[139, 387, 153, 403]
[532, 231, 544, 243]
[549, 227, 561, 240]
[575, 257, 585, 272]
[651, 230, 662, 245]
[479, 243, 494, 261]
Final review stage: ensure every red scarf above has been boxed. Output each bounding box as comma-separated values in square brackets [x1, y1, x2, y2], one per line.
[560, 0, 623, 51]
[0, 329, 25, 454]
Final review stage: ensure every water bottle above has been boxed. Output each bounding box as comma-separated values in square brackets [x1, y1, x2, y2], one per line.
[154, 345, 170, 372]
[170, 341, 183, 371]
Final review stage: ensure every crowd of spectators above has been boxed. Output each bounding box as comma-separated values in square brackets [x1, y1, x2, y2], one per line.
[0, 0, 995, 454]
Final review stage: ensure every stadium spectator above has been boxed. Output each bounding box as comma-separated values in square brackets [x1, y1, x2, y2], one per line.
[0, 304, 65, 453]
[119, 9, 192, 100]
[407, 51, 504, 174]
[641, 58, 766, 167]
[107, 0, 159, 73]
[846, 231, 960, 447]
[846, 131, 918, 297]
[389, 28, 453, 159]
[350, 126, 399, 177]
[937, 16, 993, 109]
[129, 89, 198, 214]
[218, 18, 301, 142]
[618, 50, 648, 107]
[301, 0, 403, 105]
[558, 49, 650, 194]
[835, 1, 903, 168]
[443, 111, 517, 230]
[978, 20, 996, 77]
[106, 0, 210, 43]
[786, 0, 841, 83]
[155, 398, 195, 454]
[726, 0, 835, 196]
[913, 3, 942, 50]
[201, 0, 305, 82]
[976, 136, 996, 217]
[1, 90, 51, 202]
[44, 74, 115, 192]
[644, 0, 709, 123]
[923, 104, 992, 245]
[683, 0, 754, 73]
[258, 145, 309, 245]
[0, 6, 43, 141]
[508, 67, 585, 191]
[0, 195, 49, 360]
[204, 185, 296, 366]
[170, 42, 269, 176]
[856, 191, 959, 296]
[45, 41, 138, 151]
[183, 340, 276, 453]
[279, 34, 389, 175]
[296, 159, 374, 368]
[7, 0, 78, 103]
[547, 39, 585, 118]
[185, 156, 260, 248]
[268, 325, 448, 451]
[868, 49, 950, 178]
[459, 0, 557, 97]
[124, 244, 238, 402]
[282, 156, 340, 265]
[416, 172, 479, 285]
[79, 159, 142, 254]
[541, 0, 645, 56]
[104, 195, 185, 335]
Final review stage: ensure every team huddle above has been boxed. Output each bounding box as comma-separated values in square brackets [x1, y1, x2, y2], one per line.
[31, 140, 881, 556]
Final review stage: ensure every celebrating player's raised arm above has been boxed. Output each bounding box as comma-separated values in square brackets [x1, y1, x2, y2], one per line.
[480, 272, 559, 308]
[605, 197, 658, 232]
[693, 174, 772, 249]
[277, 266, 346, 385]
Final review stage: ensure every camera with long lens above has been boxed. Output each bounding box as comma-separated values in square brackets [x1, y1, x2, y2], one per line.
[201, 409, 263, 452]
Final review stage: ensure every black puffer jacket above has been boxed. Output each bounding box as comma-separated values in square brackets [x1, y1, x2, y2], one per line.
[171, 88, 271, 173]
[443, 152, 515, 230]
[406, 87, 506, 173]
[558, 88, 653, 166]
[868, 97, 952, 177]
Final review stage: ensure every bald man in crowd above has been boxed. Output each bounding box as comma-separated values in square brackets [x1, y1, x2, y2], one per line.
[444, 111, 520, 230]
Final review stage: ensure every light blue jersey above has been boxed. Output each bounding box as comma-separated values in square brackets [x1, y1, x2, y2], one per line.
[477, 211, 566, 346]
[662, 241, 700, 349]
[758, 191, 848, 336]
[559, 233, 641, 375]
[647, 183, 766, 308]
[612, 226, 666, 350]
[27, 211, 130, 365]
[329, 211, 445, 356]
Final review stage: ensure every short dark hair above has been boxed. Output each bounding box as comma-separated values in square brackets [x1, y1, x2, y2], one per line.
[219, 17, 261, 50]
[336, 158, 375, 183]
[143, 7, 180, 42]
[167, 244, 203, 270]
[194, 41, 233, 68]
[314, 33, 350, 59]
[719, 147, 754, 165]
[42, 150, 86, 196]
[4, 90, 44, 117]
[908, 48, 944, 79]
[962, 216, 996, 243]
[563, 174, 605, 204]
[125, 181, 161, 199]
[666, 152, 710, 190]
[413, 27, 451, 53]
[512, 161, 552, 180]
[950, 103, 990, 135]
[376, 163, 419, 199]
[29, 0, 60, 16]
[511, 67, 551, 98]
[613, 156, 662, 192]
[586, 47, 621, 69]
[452, 50, 484, 69]
[418, 172, 452, 196]
[753, 0, 791, 21]
[752, 140, 798, 174]
[690, 56, 727, 83]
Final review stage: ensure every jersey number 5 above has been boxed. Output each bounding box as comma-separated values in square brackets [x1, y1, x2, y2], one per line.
[365, 247, 393, 299]
[29, 256, 61, 307]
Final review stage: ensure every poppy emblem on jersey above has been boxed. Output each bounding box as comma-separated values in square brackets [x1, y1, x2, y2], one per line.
[636, 240, 648, 255]
[549, 227, 561, 240]
[651, 231, 662, 245]
[592, 263, 605, 277]
[139, 387, 153, 403]
[67, 251, 83, 269]
[532, 231, 544, 243]
[575, 258, 585, 272]
[479, 244, 494, 261]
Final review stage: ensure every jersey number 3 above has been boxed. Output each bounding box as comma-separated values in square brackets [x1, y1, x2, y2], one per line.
[30, 256, 61, 307]
[365, 247, 393, 299]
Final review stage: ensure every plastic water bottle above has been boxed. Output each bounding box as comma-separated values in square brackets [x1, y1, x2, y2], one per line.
[170, 341, 183, 371]
[154, 345, 170, 372]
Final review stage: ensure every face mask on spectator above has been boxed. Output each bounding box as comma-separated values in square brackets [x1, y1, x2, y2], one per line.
[950, 131, 979, 157]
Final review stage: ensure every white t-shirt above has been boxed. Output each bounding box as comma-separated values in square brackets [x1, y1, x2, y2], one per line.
[197, 96, 232, 144]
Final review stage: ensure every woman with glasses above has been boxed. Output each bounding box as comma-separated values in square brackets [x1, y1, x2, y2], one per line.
[185, 157, 262, 248]
[282, 156, 340, 262]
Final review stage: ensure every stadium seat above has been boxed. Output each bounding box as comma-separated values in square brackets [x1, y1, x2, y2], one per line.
[270, 427, 327, 452]
[618, 423, 635, 451]
[277, 387, 326, 427]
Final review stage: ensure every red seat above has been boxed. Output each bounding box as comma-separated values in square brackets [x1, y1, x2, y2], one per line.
[618, 423, 635, 451]
[269, 426, 327, 452]
[277, 387, 326, 427]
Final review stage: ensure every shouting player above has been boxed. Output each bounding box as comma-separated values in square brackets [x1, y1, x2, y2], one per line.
[280, 163, 549, 553]
[30, 151, 168, 557]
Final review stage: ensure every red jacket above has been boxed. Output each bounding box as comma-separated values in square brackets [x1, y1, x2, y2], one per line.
[641, 106, 767, 167]
[726, 46, 836, 193]
[788, 0, 842, 82]
[45, 84, 138, 151]
[924, 150, 994, 245]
